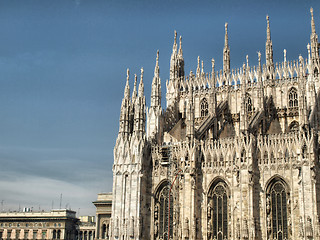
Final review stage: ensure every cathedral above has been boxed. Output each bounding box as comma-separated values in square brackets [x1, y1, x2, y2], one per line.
[110, 8, 320, 240]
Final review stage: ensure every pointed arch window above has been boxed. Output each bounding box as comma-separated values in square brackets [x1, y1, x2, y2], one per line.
[266, 179, 290, 240]
[314, 67, 319, 77]
[155, 184, 173, 239]
[207, 154, 212, 168]
[241, 149, 246, 163]
[200, 98, 209, 117]
[302, 144, 307, 159]
[208, 181, 229, 240]
[264, 151, 269, 164]
[257, 148, 262, 164]
[246, 95, 253, 113]
[288, 88, 298, 108]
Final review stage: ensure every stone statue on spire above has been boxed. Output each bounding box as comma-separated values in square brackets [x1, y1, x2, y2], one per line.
[223, 22, 230, 80]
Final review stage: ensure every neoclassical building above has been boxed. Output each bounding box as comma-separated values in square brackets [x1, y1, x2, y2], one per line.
[0, 209, 79, 240]
[111, 8, 320, 240]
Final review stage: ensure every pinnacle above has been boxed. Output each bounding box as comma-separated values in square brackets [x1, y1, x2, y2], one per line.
[266, 15, 271, 41]
[311, 7, 316, 34]
[138, 68, 144, 97]
[178, 36, 183, 57]
[132, 74, 137, 101]
[172, 30, 178, 54]
[154, 50, 160, 77]
[224, 22, 229, 48]
[124, 68, 130, 99]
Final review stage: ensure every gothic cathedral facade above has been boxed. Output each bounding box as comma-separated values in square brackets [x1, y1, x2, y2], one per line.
[111, 8, 320, 240]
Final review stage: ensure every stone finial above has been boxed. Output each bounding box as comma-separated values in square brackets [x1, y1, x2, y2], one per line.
[138, 68, 144, 97]
[132, 73, 137, 101]
[307, 43, 311, 60]
[266, 15, 271, 41]
[196, 56, 201, 77]
[299, 55, 303, 64]
[246, 55, 249, 68]
[124, 68, 130, 99]
[140, 67, 144, 81]
[224, 22, 229, 48]
[154, 50, 160, 77]
[127, 68, 130, 81]
[283, 49, 287, 62]
[311, 7, 316, 34]
[172, 30, 178, 53]
[189, 70, 194, 78]
[211, 58, 215, 72]
[178, 36, 183, 57]
[258, 51, 261, 66]
[201, 61, 204, 73]
[174, 30, 177, 43]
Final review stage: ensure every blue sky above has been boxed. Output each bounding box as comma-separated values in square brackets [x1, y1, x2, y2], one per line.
[0, 0, 319, 215]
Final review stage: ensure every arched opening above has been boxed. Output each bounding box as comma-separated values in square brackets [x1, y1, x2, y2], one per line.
[284, 148, 289, 162]
[154, 182, 174, 240]
[302, 144, 307, 159]
[219, 155, 224, 167]
[241, 149, 246, 163]
[102, 224, 107, 239]
[288, 88, 298, 108]
[270, 152, 275, 164]
[42, 230, 47, 239]
[106, 224, 109, 239]
[57, 230, 61, 239]
[266, 177, 290, 240]
[264, 151, 268, 164]
[207, 154, 212, 168]
[257, 148, 261, 164]
[53, 230, 57, 239]
[314, 67, 319, 77]
[246, 95, 253, 113]
[200, 98, 209, 117]
[24, 231, 28, 240]
[207, 179, 230, 240]
[289, 121, 299, 132]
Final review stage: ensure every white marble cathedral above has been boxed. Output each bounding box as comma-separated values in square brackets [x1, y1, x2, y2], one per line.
[111, 8, 320, 240]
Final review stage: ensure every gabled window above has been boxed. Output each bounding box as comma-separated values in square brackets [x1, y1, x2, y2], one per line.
[200, 98, 209, 117]
[288, 88, 298, 108]
[246, 95, 253, 112]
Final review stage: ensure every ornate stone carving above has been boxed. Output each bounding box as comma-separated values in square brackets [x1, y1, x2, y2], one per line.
[251, 217, 255, 239]
[306, 216, 313, 238]
[129, 216, 134, 238]
[299, 216, 304, 238]
[242, 218, 249, 239]
[266, 195, 271, 214]
[236, 218, 240, 239]
[114, 217, 119, 238]
[184, 218, 189, 238]
[154, 220, 159, 237]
